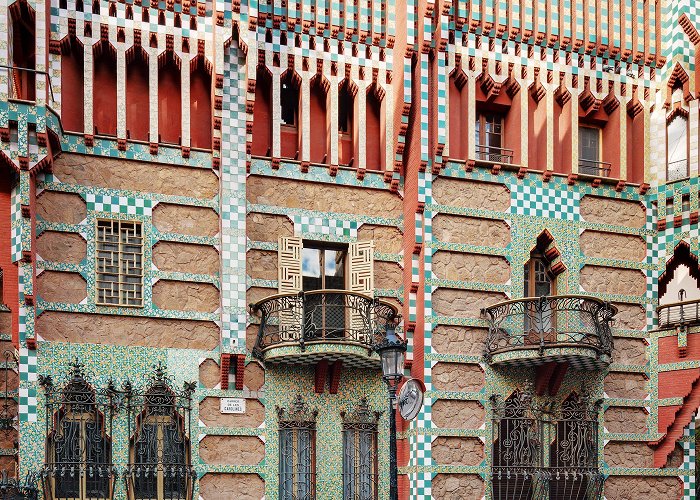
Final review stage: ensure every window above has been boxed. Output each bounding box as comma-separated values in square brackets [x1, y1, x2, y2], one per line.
[96, 220, 143, 307]
[40, 362, 113, 500]
[524, 254, 556, 343]
[523, 255, 554, 298]
[578, 126, 602, 175]
[667, 114, 688, 182]
[342, 398, 379, 500]
[281, 75, 299, 126]
[339, 83, 354, 134]
[302, 244, 348, 338]
[491, 391, 602, 500]
[126, 365, 194, 500]
[302, 245, 347, 292]
[474, 112, 504, 161]
[278, 396, 317, 500]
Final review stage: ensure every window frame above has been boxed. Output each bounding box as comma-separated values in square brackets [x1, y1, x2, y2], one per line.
[95, 219, 144, 307]
[475, 111, 505, 151]
[278, 396, 318, 500]
[523, 254, 556, 298]
[341, 398, 380, 500]
[578, 125, 602, 175]
[666, 112, 689, 182]
[301, 241, 349, 292]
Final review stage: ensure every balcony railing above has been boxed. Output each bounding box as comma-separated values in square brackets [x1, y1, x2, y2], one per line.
[657, 298, 700, 329]
[482, 295, 615, 368]
[475, 144, 514, 164]
[250, 290, 398, 362]
[578, 158, 611, 177]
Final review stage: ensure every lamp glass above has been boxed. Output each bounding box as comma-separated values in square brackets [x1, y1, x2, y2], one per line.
[380, 347, 405, 381]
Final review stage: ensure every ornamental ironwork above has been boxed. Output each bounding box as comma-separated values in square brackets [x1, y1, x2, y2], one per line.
[490, 390, 604, 500]
[341, 398, 380, 500]
[250, 290, 398, 357]
[0, 471, 39, 500]
[277, 396, 318, 500]
[124, 364, 196, 500]
[482, 295, 615, 362]
[39, 360, 120, 500]
[0, 350, 18, 431]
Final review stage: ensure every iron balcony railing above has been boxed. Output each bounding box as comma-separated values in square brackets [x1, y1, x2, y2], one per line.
[482, 295, 616, 362]
[657, 298, 700, 329]
[475, 144, 514, 164]
[578, 158, 612, 177]
[250, 290, 399, 357]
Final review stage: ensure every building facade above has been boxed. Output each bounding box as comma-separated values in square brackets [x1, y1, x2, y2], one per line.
[0, 0, 700, 497]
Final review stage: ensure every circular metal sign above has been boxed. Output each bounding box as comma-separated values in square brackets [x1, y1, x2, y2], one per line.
[398, 378, 424, 421]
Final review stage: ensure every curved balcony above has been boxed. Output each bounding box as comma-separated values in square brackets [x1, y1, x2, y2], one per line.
[482, 295, 616, 370]
[250, 290, 398, 368]
[657, 298, 700, 329]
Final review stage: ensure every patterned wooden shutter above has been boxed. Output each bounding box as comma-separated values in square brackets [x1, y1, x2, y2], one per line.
[278, 236, 303, 340]
[348, 241, 374, 342]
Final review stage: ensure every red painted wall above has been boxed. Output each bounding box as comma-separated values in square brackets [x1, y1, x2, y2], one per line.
[366, 88, 382, 170]
[11, 5, 35, 101]
[93, 45, 117, 136]
[60, 40, 84, 133]
[0, 169, 18, 345]
[251, 67, 272, 157]
[338, 82, 354, 166]
[190, 63, 212, 149]
[528, 95, 548, 170]
[627, 111, 645, 183]
[158, 56, 182, 144]
[448, 74, 466, 160]
[126, 51, 149, 141]
[552, 99, 572, 174]
[309, 78, 328, 164]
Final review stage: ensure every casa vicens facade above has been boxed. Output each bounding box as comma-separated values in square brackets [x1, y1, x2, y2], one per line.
[1, 0, 700, 496]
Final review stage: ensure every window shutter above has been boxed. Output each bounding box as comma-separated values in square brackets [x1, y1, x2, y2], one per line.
[278, 236, 303, 293]
[348, 241, 374, 296]
[278, 236, 303, 341]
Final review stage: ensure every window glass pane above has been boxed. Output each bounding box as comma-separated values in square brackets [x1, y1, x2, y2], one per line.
[324, 250, 346, 290]
[579, 127, 599, 161]
[302, 248, 322, 291]
[667, 115, 688, 181]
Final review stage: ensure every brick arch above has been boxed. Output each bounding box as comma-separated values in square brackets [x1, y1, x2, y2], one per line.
[59, 35, 84, 133]
[125, 45, 149, 141]
[251, 64, 273, 157]
[658, 240, 700, 300]
[92, 40, 117, 136]
[665, 63, 693, 108]
[365, 82, 384, 171]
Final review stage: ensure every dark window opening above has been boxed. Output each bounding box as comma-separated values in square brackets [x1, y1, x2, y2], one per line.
[339, 84, 354, 134]
[280, 75, 299, 126]
[342, 398, 379, 500]
[279, 396, 317, 500]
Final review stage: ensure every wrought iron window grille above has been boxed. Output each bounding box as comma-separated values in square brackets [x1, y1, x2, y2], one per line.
[278, 395, 318, 500]
[0, 350, 18, 432]
[341, 397, 381, 500]
[124, 364, 196, 500]
[39, 360, 120, 500]
[490, 390, 604, 500]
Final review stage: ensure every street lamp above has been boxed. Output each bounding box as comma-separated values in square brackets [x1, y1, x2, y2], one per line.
[374, 326, 407, 500]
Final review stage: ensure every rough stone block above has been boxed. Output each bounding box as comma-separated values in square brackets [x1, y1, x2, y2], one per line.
[432, 289, 508, 318]
[432, 178, 510, 211]
[432, 400, 484, 429]
[199, 397, 264, 427]
[246, 212, 294, 242]
[432, 437, 484, 465]
[357, 224, 404, 254]
[36, 190, 87, 224]
[604, 441, 654, 467]
[152, 203, 219, 237]
[604, 406, 648, 433]
[612, 337, 648, 365]
[152, 280, 219, 312]
[580, 230, 646, 262]
[580, 195, 646, 228]
[246, 249, 279, 281]
[431, 326, 488, 356]
[36, 231, 87, 264]
[199, 473, 265, 500]
[604, 372, 648, 399]
[432, 474, 484, 499]
[432, 214, 510, 247]
[199, 436, 264, 465]
[432, 362, 484, 392]
[580, 265, 646, 296]
[604, 476, 681, 499]
[432, 251, 510, 284]
[152, 242, 220, 275]
[37, 271, 87, 304]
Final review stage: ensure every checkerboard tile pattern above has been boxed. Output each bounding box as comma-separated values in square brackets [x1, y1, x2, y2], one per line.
[85, 193, 153, 216]
[511, 183, 581, 221]
[293, 215, 358, 237]
[681, 416, 696, 500]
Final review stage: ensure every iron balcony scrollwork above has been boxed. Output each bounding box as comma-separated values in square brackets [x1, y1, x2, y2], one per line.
[250, 290, 399, 358]
[491, 391, 604, 500]
[482, 295, 616, 365]
[0, 471, 39, 500]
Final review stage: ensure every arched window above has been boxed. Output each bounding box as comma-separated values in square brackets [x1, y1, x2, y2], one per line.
[189, 56, 212, 149]
[158, 52, 182, 145]
[524, 255, 554, 298]
[61, 36, 85, 132]
[9, 0, 36, 101]
[126, 47, 149, 141]
[309, 75, 329, 164]
[126, 365, 194, 500]
[278, 395, 317, 500]
[93, 41, 117, 136]
[40, 362, 113, 500]
[657, 241, 700, 328]
[280, 71, 300, 159]
[667, 111, 688, 182]
[251, 65, 272, 157]
[341, 397, 379, 500]
[338, 80, 355, 166]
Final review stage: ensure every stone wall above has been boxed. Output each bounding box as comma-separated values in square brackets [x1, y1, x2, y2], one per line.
[199, 359, 220, 389]
[247, 212, 294, 242]
[432, 363, 484, 392]
[431, 326, 487, 356]
[246, 250, 278, 281]
[432, 289, 508, 318]
[612, 338, 649, 365]
[199, 397, 265, 427]
[432, 474, 484, 499]
[357, 224, 404, 253]
[613, 303, 647, 330]
[152, 242, 220, 275]
[579, 196, 646, 228]
[604, 406, 648, 433]
[432, 214, 510, 247]
[432, 251, 510, 284]
[604, 372, 649, 399]
[580, 230, 646, 261]
[199, 473, 265, 500]
[36, 312, 219, 349]
[152, 204, 219, 236]
[604, 476, 681, 499]
[152, 280, 219, 312]
[580, 265, 646, 296]
[199, 436, 265, 465]
[604, 442, 654, 467]
[431, 178, 510, 211]
[432, 400, 485, 429]
[36, 231, 86, 264]
[36, 271, 87, 303]
[36, 190, 86, 223]
[432, 437, 484, 465]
